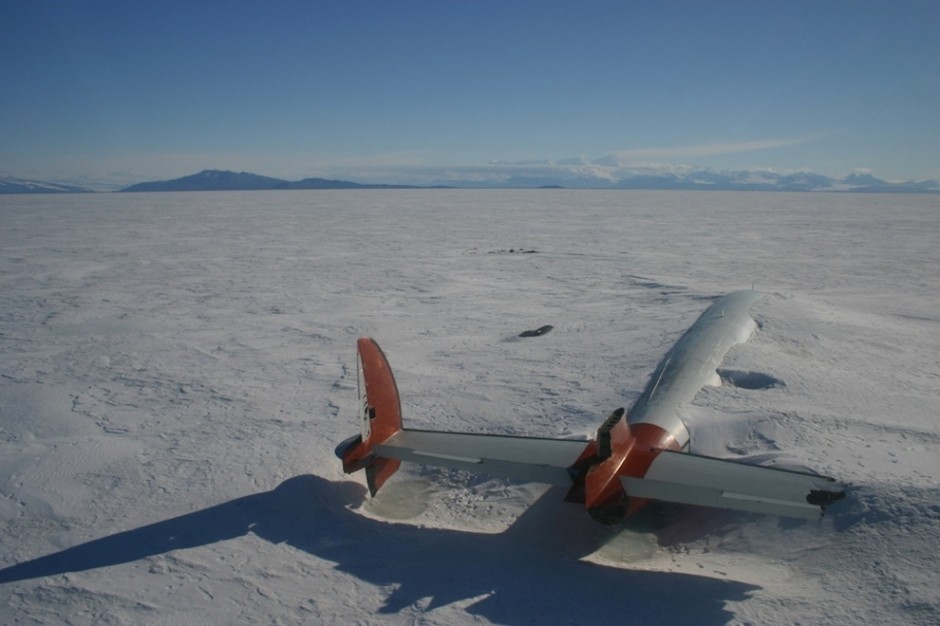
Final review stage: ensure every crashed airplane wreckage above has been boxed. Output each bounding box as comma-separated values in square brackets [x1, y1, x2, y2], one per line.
[337, 290, 845, 524]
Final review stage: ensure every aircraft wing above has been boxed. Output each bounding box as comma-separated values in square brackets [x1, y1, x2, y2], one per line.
[374, 430, 843, 519]
[620, 449, 842, 520]
[375, 429, 588, 486]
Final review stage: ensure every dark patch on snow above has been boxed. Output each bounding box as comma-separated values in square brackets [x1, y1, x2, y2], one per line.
[489, 248, 539, 254]
[519, 325, 553, 338]
[718, 369, 785, 390]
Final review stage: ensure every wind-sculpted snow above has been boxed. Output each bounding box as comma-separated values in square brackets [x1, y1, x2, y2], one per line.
[1, 190, 939, 624]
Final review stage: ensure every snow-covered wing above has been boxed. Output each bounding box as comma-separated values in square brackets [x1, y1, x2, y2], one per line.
[375, 430, 588, 486]
[621, 449, 844, 519]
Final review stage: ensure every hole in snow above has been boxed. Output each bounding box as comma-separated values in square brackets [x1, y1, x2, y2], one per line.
[718, 369, 785, 390]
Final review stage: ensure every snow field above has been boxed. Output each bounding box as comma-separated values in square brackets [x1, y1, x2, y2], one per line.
[1, 189, 938, 624]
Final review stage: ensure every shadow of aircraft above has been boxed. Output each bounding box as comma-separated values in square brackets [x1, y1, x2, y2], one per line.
[0, 475, 760, 624]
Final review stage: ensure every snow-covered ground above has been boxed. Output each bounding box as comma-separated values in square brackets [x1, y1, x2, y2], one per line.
[1, 190, 938, 625]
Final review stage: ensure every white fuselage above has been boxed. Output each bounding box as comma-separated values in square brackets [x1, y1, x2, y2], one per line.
[627, 290, 762, 449]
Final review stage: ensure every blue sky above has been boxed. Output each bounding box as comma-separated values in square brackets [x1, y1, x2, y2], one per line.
[2, 0, 938, 187]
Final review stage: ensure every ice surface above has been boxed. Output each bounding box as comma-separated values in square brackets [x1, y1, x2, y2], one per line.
[1, 190, 938, 624]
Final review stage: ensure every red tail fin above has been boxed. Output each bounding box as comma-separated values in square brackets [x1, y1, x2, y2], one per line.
[335, 337, 403, 495]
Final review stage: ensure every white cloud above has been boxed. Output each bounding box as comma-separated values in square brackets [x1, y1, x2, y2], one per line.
[600, 137, 817, 166]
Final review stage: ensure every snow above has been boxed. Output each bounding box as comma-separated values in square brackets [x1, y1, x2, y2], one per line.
[1, 189, 939, 625]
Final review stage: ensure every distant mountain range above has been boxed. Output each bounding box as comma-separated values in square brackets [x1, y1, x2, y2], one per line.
[1, 168, 937, 194]
[120, 170, 425, 192]
[118, 168, 940, 193]
[447, 167, 940, 193]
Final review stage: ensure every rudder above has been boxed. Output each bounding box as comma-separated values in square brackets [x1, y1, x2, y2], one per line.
[335, 337, 404, 495]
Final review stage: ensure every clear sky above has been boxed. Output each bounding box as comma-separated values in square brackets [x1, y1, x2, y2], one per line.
[2, 0, 938, 187]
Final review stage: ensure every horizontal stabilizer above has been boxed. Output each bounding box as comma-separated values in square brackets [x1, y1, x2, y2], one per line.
[375, 429, 589, 486]
[620, 450, 845, 519]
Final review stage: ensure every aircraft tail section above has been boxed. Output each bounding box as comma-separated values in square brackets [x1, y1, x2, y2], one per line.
[336, 335, 845, 522]
[336, 338, 592, 496]
[335, 337, 404, 495]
